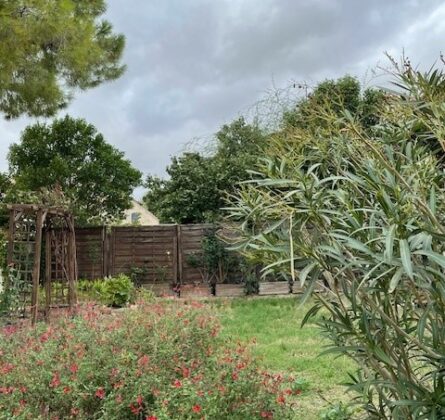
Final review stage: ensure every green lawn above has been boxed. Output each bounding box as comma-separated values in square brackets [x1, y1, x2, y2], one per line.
[214, 296, 355, 419]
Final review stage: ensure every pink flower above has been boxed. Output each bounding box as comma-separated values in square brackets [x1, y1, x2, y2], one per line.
[138, 355, 150, 367]
[1, 363, 14, 374]
[276, 394, 286, 405]
[173, 379, 182, 388]
[146, 416, 158, 420]
[69, 363, 78, 374]
[95, 387, 105, 399]
[192, 404, 201, 413]
[50, 372, 61, 388]
[130, 404, 142, 415]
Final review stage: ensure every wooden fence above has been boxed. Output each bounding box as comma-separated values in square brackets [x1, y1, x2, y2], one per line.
[75, 224, 215, 285]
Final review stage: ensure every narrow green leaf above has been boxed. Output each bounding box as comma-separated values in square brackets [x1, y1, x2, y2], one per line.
[429, 186, 436, 214]
[389, 267, 403, 293]
[299, 262, 317, 288]
[400, 239, 413, 280]
[414, 250, 445, 268]
[384, 225, 396, 263]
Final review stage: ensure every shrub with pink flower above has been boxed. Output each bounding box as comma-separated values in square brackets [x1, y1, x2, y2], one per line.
[0, 302, 298, 419]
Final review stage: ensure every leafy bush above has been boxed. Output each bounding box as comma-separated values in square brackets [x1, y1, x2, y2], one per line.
[77, 274, 135, 307]
[227, 58, 445, 418]
[0, 268, 28, 320]
[0, 302, 297, 419]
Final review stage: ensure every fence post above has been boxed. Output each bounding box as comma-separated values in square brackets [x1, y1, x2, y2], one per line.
[176, 224, 183, 287]
[102, 227, 109, 277]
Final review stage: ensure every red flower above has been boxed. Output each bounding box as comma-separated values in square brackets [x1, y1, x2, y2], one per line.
[276, 394, 286, 405]
[137, 395, 143, 405]
[50, 372, 61, 388]
[138, 355, 150, 367]
[130, 404, 142, 415]
[192, 404, 201, 413]
[63, 386, 71, 394]
[173, 379, 182, 388]
[1, 363, 14, 374]
[232, 372, 239, 381]
[261, 411, 273, 419]
[69, 363, 78, 374]
[95, 387, 105, 399]
[146, 416, 158, 420]
[71, 408, 80, 416]
[2, 325, 18, 336]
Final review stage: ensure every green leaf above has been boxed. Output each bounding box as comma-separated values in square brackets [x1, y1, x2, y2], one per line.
[384, 225, 396, 263]
[414, 250, 445, 268]
[400, 239, 413, 280]
[389, 267, 403, 293]
[299, 262, 317, 288]
[429, 186, 436, 214]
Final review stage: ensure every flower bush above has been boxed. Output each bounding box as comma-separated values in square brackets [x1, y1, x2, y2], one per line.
[0, 302, 297, 419]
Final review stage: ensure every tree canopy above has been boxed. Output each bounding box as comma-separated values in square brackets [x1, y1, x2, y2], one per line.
[0, 0, 125, 119]
[283, 75, 385, 130]
[8, 116, 142, 225]
[143, 118, 266, 224]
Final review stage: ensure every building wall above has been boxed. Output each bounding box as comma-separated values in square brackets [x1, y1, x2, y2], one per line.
[123, 200, 159, 225]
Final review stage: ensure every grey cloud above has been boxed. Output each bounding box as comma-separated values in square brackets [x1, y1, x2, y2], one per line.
[1, 0, 445, 201]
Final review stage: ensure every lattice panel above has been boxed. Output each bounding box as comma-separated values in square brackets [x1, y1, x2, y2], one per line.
[9, 211, 37, 317]
[47, 227, 70, 306]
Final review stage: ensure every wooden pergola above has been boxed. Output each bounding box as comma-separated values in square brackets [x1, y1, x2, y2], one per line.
[7, 204, 77, 324]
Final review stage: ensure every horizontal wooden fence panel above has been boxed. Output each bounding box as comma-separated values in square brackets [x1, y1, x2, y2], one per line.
[179, 224, 213, 285]
[73, 224, 261, 293]
[110, 226, 177, 284]
[75, 227, 106, 280]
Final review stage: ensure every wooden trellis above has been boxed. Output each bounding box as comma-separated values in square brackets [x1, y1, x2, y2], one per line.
[7, 204, 77, 324]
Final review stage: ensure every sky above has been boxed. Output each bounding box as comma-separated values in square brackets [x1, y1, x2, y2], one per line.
[1, 0, 445, 199]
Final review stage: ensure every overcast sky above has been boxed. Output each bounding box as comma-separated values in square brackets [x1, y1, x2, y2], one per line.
[1, 0, 445, 198]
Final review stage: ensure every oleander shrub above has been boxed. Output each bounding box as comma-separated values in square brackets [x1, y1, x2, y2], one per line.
[0, 302, 298, 419]
[227, 58, 445, 419]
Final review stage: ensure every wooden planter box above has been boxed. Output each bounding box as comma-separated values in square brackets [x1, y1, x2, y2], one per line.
[215, 284, 245, 298]
[291, 281, 302, 294]
[180, 284, 212, 299]
[292, 280, 325, 294]
[142, 283, 176, 297]
[259, 281, 291, 296]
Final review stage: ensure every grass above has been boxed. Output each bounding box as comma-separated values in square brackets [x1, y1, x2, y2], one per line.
[213, 296, 356, 419]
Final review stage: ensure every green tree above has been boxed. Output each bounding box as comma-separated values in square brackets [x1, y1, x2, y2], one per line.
[0, 0, 125, 119]
[8, 116, 142, 225]
[143, 118, 266, 223]
[283, 75, 385, 130]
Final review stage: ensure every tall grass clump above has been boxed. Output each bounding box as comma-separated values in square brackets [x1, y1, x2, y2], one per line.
[227, 57, 445, 419]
